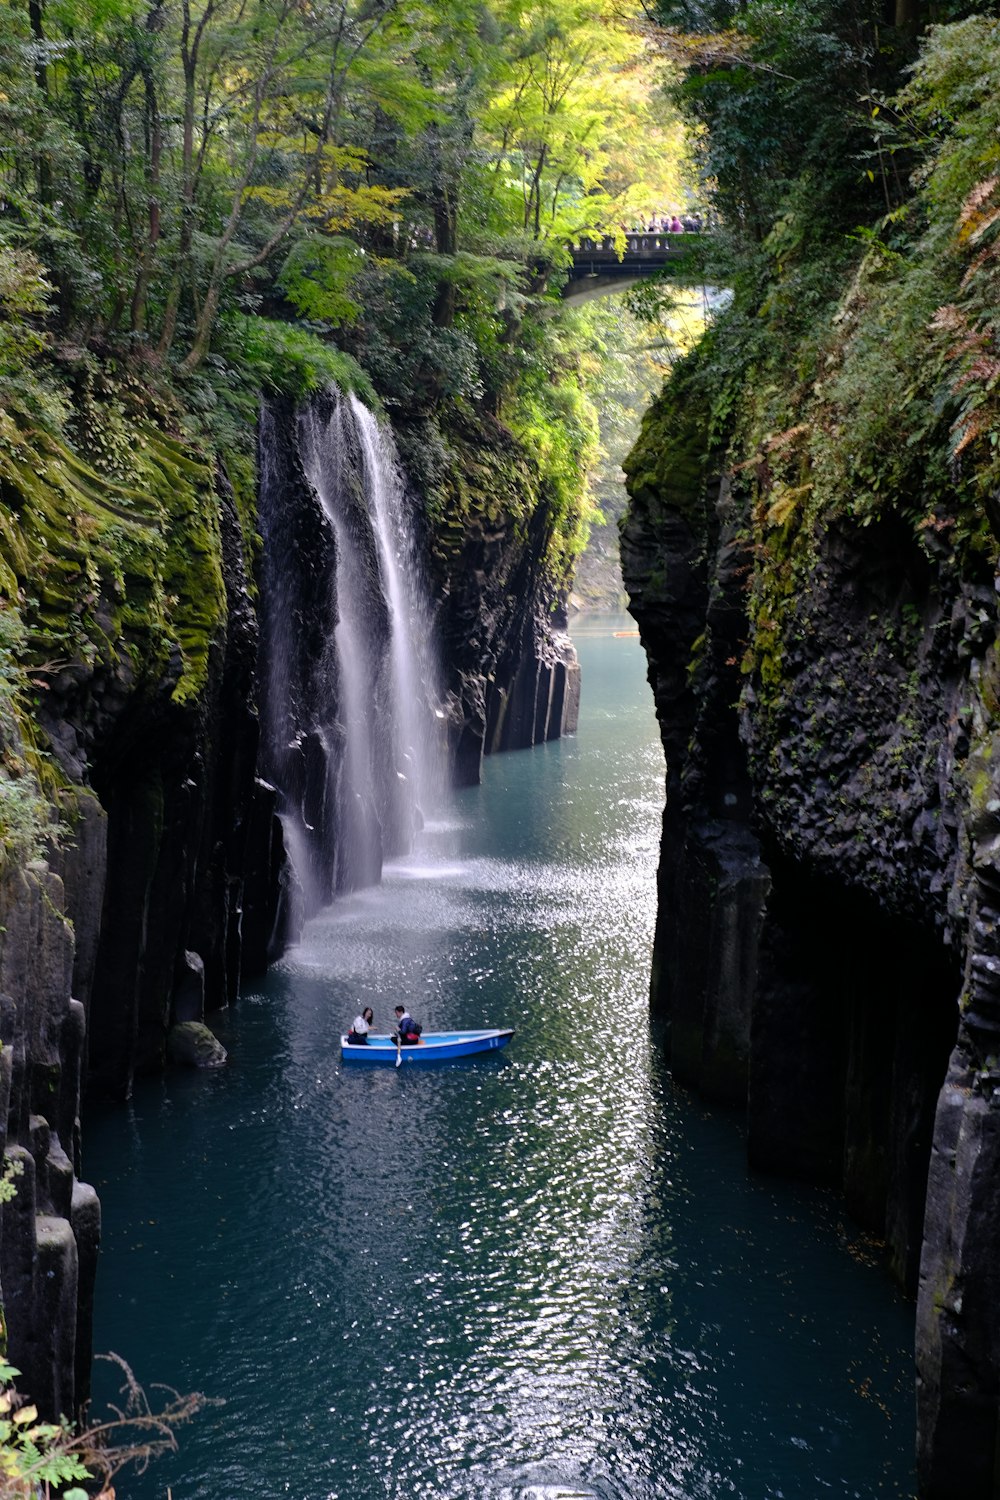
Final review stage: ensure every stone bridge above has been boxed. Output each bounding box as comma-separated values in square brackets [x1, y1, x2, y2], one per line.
[564, 230, 707, 303]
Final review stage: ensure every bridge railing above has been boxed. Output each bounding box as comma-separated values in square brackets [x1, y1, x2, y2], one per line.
[577, 232, 695, 256]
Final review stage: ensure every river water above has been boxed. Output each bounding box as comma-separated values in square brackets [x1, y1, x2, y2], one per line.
[86, 618, 915, 1500]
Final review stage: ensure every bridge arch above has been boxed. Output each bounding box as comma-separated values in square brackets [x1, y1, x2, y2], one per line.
[564, 230, 707, 304]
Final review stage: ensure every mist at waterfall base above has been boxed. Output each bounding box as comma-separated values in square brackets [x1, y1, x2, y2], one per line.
[86, 620, 915, 1500]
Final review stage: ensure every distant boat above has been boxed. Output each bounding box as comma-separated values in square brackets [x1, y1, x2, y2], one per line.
[340, 1029, 515, 1065]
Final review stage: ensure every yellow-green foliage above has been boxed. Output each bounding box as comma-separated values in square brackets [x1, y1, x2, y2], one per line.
[0, 1357, 90, 1498]
[0, 407, 227, 711]
[508, 374, 600, 583]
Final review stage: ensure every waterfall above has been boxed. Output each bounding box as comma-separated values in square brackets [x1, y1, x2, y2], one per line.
[257, 389, 445, 934]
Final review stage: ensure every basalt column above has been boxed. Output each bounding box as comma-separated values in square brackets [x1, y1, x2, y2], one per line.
[0, 860, 100, 1424]
[916, 671, 1000, 1499]
[393, 410, 581, 789]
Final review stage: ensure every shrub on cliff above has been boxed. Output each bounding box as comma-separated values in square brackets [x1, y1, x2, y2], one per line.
[0, 1350, 209, 1499]
[624, 0, 1000, 721]
[903, 15, 1000, 514]
[0, 247, 51, 384]
[219, 317, 379, 407]
[0, 607, 55, 875]
[638, 0, 1000, 543]
[0, 1359, 92, 1498]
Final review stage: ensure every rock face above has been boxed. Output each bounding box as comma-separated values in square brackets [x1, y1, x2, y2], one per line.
[2, 414, 287, 1103]
[55, 457, 282, 1099]
[395, 407, 581, 788]
[0, 861, 99, 1424]
[623, 380, 1000, 1495]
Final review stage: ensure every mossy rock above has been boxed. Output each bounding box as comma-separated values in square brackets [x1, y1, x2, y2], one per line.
[0, 404, 233, 714]
[623, 358, 712, 530]
[167, 1021, 228, 1069]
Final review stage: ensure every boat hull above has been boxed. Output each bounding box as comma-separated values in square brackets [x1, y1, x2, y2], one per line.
[340, 1029, 514, 1064]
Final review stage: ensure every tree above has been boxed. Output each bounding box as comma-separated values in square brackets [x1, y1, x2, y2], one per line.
[481, 0, 687, 247]
[168, 0, 408, 368]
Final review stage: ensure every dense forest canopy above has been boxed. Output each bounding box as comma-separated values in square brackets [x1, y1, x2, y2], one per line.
[0, 0, 686, 385]
[0, 0, 697, 876]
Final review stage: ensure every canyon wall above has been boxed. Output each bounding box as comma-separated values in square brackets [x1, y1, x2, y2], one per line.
[394, 406, 580, 788]
[623, 377, 1000, 1497]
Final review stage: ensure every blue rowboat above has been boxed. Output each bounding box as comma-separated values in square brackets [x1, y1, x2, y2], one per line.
[340, 1029, 514, 1064]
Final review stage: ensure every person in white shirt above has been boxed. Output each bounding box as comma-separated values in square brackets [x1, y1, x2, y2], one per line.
[346, 1006, 374, 1045]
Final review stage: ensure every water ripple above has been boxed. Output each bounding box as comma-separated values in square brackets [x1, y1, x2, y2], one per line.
[86, 624, 915, 1500]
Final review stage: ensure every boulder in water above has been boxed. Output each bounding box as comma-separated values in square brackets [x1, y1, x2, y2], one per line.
[167, 1021, 227, 1069]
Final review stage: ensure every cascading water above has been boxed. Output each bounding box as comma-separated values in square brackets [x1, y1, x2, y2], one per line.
[348, 392, 444, 828]
[256, 389, 445, 935]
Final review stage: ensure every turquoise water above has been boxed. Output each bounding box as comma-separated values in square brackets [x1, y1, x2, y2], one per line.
[86, 618, 915, 1499]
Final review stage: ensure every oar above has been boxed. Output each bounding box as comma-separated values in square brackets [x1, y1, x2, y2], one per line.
[395, 1033, 402, 1068]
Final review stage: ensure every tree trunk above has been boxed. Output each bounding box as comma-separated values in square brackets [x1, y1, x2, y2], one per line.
[157, 19, 199, 357]
[432, 195, 457, 329]
[28, 0, 51, 203]
[894, 0, 921, 38]
[179, 278, 220, 373]
[131, 66, 163, 336]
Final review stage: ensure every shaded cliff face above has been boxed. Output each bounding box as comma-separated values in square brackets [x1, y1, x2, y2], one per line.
[0, 402, 282, 1421]
[0, 859, 100, 1425]
[394, 406, 580, 787]
[22, 434, 283, 1097]
[623, 371, 1000, 1496]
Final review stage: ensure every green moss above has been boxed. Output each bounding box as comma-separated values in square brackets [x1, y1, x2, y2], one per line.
[623, 356, 712, 530]
[221, 449, 262, 598]
[400, 408, 540, 570]
[0, 403, 228, 717]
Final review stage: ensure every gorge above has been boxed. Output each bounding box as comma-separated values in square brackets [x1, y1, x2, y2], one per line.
[85, 618, 917, 1500]
[5, 0, 1000, 1492]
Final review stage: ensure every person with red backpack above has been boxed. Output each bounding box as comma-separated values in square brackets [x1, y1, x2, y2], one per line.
[393, 1006, 423, 1045]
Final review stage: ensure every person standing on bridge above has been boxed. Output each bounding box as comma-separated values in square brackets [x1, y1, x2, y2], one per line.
[669, 214, 684, 233]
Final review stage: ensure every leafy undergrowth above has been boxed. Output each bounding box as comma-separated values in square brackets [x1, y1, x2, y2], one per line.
[0, 1352, 210, 1499]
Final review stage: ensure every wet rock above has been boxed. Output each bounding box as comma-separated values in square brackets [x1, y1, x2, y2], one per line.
[173, 950, 206, 1024]
[167, 1020, 228, 1069]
